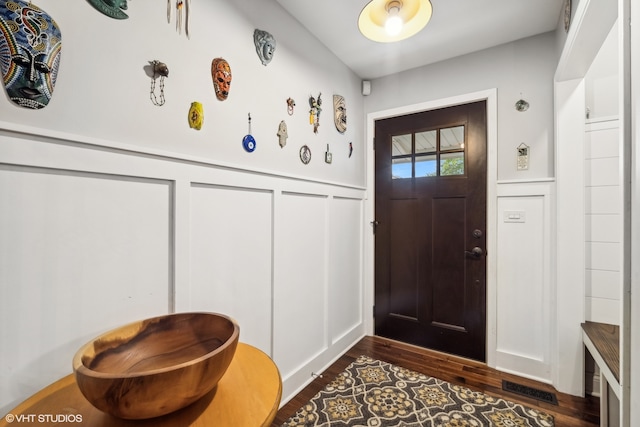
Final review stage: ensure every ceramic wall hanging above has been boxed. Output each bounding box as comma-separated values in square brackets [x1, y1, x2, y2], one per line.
[168, 0, 191, 38]
[309, 93, 322, 133]
[325, 144, 332, 164]
[243, 113, 256, 152]
[147, 60, 169, 106]
[211, 57, 231, 101]
[0, 0, 62, 109]
[188, 101, 203, 130]
[253, 29, 275, 66]
[333, 94, 347, 133]
[86, 0, 129, 19]
[515, 98, 529, 112]
[286, 97, 295, 115]
[277, 120, 288, 148]
[300, 145, 311, 164]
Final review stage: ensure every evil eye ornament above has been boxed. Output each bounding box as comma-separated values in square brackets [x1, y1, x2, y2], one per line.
[243, 134, 256, 152]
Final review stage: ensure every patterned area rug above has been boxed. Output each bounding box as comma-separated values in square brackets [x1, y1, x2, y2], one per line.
[281, 356, 554, 427]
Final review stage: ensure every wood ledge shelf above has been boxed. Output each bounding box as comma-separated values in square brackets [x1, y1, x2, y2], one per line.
[581, 321, 620, 399]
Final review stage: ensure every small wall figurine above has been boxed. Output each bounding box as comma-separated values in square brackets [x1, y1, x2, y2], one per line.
[333, 94, 347, 133]
[309, 93, 322, 134]
[211, 58, 231, 101]
[0, 0, 62, 109]
[188, 102, 203, 130]
[286, 97, 295, 115]
[86, 0, 129, 19]
[147, 60, 169, 106]
[168, 0, 191, 38]
[277, 120, 288, 148]
[300, 145, 311, 164]
[254, 29, 276, 66]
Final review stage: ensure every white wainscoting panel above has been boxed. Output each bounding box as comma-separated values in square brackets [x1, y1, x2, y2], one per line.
[328, 197, 364, 343]
[273, 193, 328, 385]
[0, 166, 172, 414]
[495, 181, 553, 382]
[188, 184, 274, 355]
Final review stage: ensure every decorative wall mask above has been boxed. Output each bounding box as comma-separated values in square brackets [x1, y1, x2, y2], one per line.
[168, 0, 191, 38]
[277, 120, 288, 148]
[188, 101, 203, 130]
[147, 60, 169, 106]
[333, 94, 347, 133]
[309, 92, 322, 133]
[286, 97, 295, 115]
[211, 57, 231, 101]
[0, 0, 62, 109]
[253, 29, 275, 66]
[86, 0, 129, 19]
[300, 145, 311, 164]
[242, 113, 256, 152]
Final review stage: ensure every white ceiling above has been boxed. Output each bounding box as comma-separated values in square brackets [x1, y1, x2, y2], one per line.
[276, 0, 565, 80]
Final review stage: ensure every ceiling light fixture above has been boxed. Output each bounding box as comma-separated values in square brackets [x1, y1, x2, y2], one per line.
[358, 0, 432, 43]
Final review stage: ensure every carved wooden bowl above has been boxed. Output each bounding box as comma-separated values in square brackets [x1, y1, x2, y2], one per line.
[72, 312, 239, 419]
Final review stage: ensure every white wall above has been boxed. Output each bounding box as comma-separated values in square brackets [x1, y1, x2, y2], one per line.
[0, 0, 367, 416]
[0, 0, 365, 187]
[364, 32, 558, 182]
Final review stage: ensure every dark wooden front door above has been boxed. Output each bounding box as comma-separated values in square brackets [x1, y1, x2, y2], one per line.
[374, 100, 487, 361]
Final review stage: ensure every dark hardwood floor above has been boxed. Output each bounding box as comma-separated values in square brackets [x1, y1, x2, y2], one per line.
[273, 336, 600, 426]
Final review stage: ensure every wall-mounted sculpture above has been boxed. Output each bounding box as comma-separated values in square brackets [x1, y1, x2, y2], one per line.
[277, 120, 288, 148]
[286, 97, 295, 115]
[0, 0, 62, 109]
[309, 93, 322, 134]
[300, 145, 311, 164]
[211, 57, 231, 101]
[86, 0, 129, 19]
[188, 101, 203, 130]
[168, 0, 191, 38]
[147, 60, 169, 106]
[333, 94, 347, 133]
[253, 29, 275, 66]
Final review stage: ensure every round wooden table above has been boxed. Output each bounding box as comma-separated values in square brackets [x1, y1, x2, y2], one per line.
[1, 343, 281, 427]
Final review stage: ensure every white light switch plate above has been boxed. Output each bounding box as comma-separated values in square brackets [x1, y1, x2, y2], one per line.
[503, 210, 526, 223]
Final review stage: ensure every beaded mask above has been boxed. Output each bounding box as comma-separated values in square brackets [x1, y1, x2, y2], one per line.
[211, 57, 231, 101]
[0, 0, 62, 109]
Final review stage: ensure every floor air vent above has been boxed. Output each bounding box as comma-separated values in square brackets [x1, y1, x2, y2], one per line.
[502, 380, 558, 405]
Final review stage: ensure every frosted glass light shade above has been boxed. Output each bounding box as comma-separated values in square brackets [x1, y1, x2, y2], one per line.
[358, 0, 432, 43]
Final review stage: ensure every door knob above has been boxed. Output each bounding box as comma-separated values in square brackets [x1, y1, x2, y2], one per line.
[465, 247, 484, 258]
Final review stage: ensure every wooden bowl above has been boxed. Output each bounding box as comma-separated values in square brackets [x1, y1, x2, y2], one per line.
[72, 312, 239, 419]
